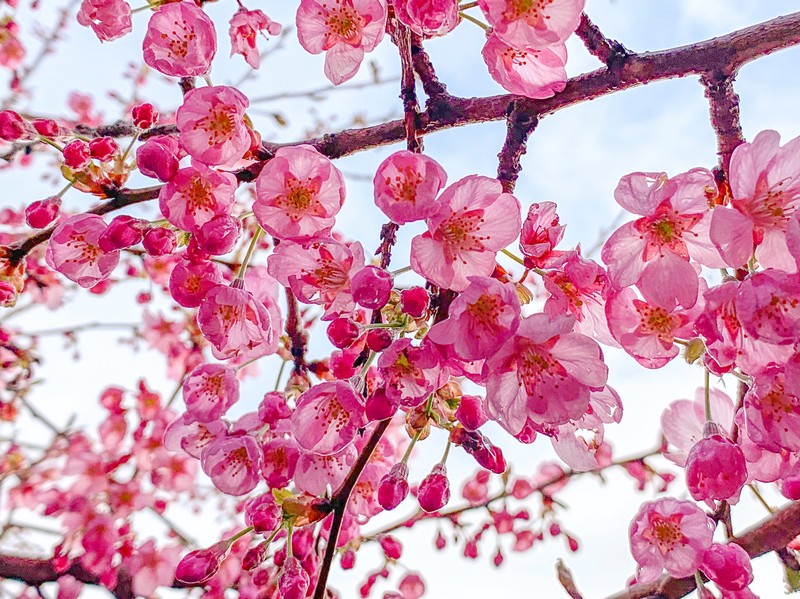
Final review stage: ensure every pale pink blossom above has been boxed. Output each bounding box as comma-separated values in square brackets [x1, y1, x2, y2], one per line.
[710, 130, 800, 272]
[427, 275, 520, 360]
[260, 438, 300, 488]
[45, 214, 120, 288]
[142, 2, 216, 77]
[176, 86, 250, 166]
[373, 150, 447, 224]
[477, 0, 584, 48]
[229, 8, 282, 69]
[629, 497, 714, 582]
[183, 363, 239, 422]
[519, 201, 565, 267]
[482, 33, 567, 99]
[394, 0, 459, 37]
[295, 444, 357, 495]
[734, 269, 800, 346]
[253, 145, 345, 240]
[410, 175, 521, 292]
[129, 541, 182, 597]
[296, 0, 388, 85]
[744, 363, 800, 452]
[158, 163, 237, 234]
[377, 338, 442, 407]
[602, 169, 723, 309]
[200, 434, 262, 495]
[291, 381, 365, 455]
[0, 22, 24, 69]
[77, 0, 132, 42]
[484, 312, 608, 435]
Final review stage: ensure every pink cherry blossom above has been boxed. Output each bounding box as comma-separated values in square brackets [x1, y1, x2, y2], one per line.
[373, 150, 447, 224]
[45, 214, 120, 288]
[229, 8, 282, 69]
[602, 169, 723, 309]
[484, 312, 608, 435]
[164, 413, 228, 459]
[378, 462, 410, 510]
[197, 282, 279, 360]
[200, 434, 262, 495]
[291, 380, 365, 455]
[605, 285, 703, 369]
[176, 86, 250, 166]
[129, 540, 181, 597]
[378, 338, 442, 407]
[260, 438, 300, 488]
[158, 163, 237, 234]
[477, 0, 584, 48]
[394, 0, 459, 37]
[482, 33, 567, 99]
[142, 1, 216, 77]
[136, 135, 182, 183]
[519, 201, 565, 267]
[685, 431, 747, 504]
[427, 275, 521, 361]
[410, 175, 521, 292]
[253, 145, 345, 240]
[700, 543, 753, 592]
[168, 257, 226, 308]
[296, 0, 388, 85]
[629, 497, 714, 583]
[294, 444, 357, 495]
[268, 237, 365, 319]
[77, 0, 132, 42]
[735, 269, 800, 346]
[710, 130, 800, 271]
[743, 364, 800, 452]
[182, 363, 239, 422]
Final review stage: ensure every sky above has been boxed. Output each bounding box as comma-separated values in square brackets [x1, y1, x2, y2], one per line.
[2, 1, 800, 598]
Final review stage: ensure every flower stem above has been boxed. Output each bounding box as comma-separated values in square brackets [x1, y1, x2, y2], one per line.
[390, 265, 413, 277]
[459, 11, 490, 31]
[274, 359, 287, 391]
[501, 248, 525, 266]
[704, 368, 712, 422]
[748, 483, 775, 514]
[226, 526, 254, 546]
[236, 226, 263, 280]
[401, 430, 422, 464]
[459, 1, 479, 9]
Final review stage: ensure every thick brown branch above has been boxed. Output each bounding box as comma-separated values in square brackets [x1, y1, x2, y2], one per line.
[701, 71, 745, 180]
[496, 101, 539, 193]
[410, 32, 449, 102]
[575, 13, 630, 66]
[285, 288, 308, 375]
[606, 500, 800, 599]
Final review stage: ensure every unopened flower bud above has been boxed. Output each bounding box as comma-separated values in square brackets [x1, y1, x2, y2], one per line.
[132, 102, 159, 129]
[379, 535, 403, 560]
[143, 227, 177, 256]
[456, 395, 487, 431]
[327, 317, 361, 349]
[98, 215, 144, 252]
[340, 548, 356, 570]
[400, 286, 429, 317]
[196, 214, 242, 255]
[366, 328, 392, 352]
[0, 110, 25, 141]
[242, 541, 269, 571]
[378, 462, 409, 510]
[32, 118, 59, 138]
[175, 540, 230, 584]
[685, 433, 747, 502]
[418, 463, 450, 512]
[366, 388, 399, 421]
[25, 197, 61, 229]
[352, 265, 393, 309]
[89, 137, 118, 162]
[63, 139, 91, 169]
[279, 556, 309, 599]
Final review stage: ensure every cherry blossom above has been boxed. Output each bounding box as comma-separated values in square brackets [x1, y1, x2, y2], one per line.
[200, 435, 263, 495]
[45, 214, 120, 288]
[410, 175, 521, 292]
[291, 381, 365, 455]
[158, 163, 237, 234]
[142, 1, 217, 77]
[378, 338, 442, 407]
[182, 363, 240, 422]
[77, 0, 132, 42]
[253, 145, 345, 240]
[373, 150, 447, 224]
[229, 8, 282, 69]
[477, 0, 584, 48]
[296, 0, 388, 85]
[394, 0, 459, 37]
[482, 33, 567, 99]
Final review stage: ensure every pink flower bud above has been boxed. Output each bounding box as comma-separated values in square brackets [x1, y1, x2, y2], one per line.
[0, 110, 25, 141]
[399, 573, 425, 599]
[378, 462, 409, 510]
[63, 139, 91, 169]
[685, 433, 747, 502]
[242, 541, 269, 571]
[143, 227, 177, 256]
[98, 215, 144, 252]
[25, 197, 61, 229]
[327, 317, 361, 349]
[700, 542, 753, 591]
[245, 493, 282, 535]
[351, 265, 393, 309]
[366, 328, 392, 352]
[32, 118, 58, 137]
[365, 387, 399, 421]
[195, 214, 242, 255]
[379, 535, 403, 560]
[258, 391, 292, 425]
[175, 540, 230, 584]
[493, 548, 504, 567]
[435, 532, 446, 550]
[340, 548, 356, 570]
[450, 428, 506, 473]
[400, 286, 429, 317]
[136, 135, 180, 182]
[278, 556, 309, 599]
[456, 394, 487, 431]
[88, 137, 118, 162]
[418, 463, 450, 512]
[0, 281, 18, 308]
[132, 103, 159, 129]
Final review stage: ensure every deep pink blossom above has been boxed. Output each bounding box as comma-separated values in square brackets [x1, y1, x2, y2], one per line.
[378, 338, 442, 407]
[176, 86, 250, 166]
[395, 0, 459, 37]
[351, 265, 393, 309]
[482, 33, 567, 99]
[175, 540, 231, 584]
[735, 269, 800, 346]
[45, 214, 120, 288]
[197, 282, 279, 360]
[484, 312, 607, 435]
[168, 257, 226, 308]
[410, 175, 521, 292]
[602, 169, 723, 309]
[710, 130, 800, 271]
[427, 275, 521, 360]
[291, 381, 365, 455]
[253, 145, 345, 240]
[743, 364, 800, 452]
[268, 238, 364, 319]
[418, 463, 450, 512]
[183, 363, 239, 422]
[373, 150, 447, 224]
[159, 163, 237, 234]
[477, 0, 584, 47]
[25, 197, 61, 229]
[700, 543, 753, 592]
[200, 435, 262, 495]
[142, 2, 216, 77]
[378, 462, 410, 510]
[685, 431, 747, 504]
[137, 135, 182, 182]
[629, 497, 714, 583]
[229, 8, 282, 69]
[260, 438, 300, 488]
[519, 201, 565, 267]
[296, 0, 388, 85]
[77, 0, 132, 42]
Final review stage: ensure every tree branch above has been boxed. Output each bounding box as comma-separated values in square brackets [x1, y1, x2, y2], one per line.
[701, 71, 745, 180]
[496, 101, 539, 193]
[575, 12, 630, 66]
